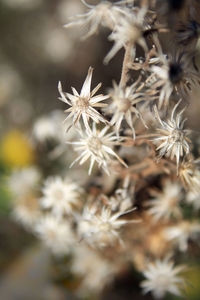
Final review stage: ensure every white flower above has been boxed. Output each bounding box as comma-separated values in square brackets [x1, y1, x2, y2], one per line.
[34, 215, 75, 255]
[58, 67, 109, 131]
[141, 257, 185, 299]
[77, 203, 138, 247]
[104, 6, 148, 63]
[40, 176, 81, 218]
[64, 0, 133, 39]
[153, 101, 191, 167]
[32, 110, 72, 143]
[147, 180, 182, 222]
[71, 244, 116, 293]
[69, 124, 128, 175]
[12, 196, 40, 229]
[8, 167, 41, 199]
[164, 221, 200, 251]
[33, 115, 59, 143]
[179, 159, 200, 193]
[105, 175, 134, 212]
[150, 52, 199, 109]
[107, 80, 146, 138]
[185, 190, 200, 210]
[32, 110, 77, 158]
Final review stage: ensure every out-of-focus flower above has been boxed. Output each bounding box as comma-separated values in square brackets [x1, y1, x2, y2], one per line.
[175, 19, 200, 51]
[149, 52, 199, 108]
[33, 114, 61, 144]
[58, 67, 109, 132]
[104, 175, 134, 212]
[40, 176, 82, 218]
[147, 180, 182, 222]
[32, 110, 77, 159]
[179, 159, 200, 193]
[153, 101, 191, 167]
[71, 244, 116, 293]
[0, 130, 35, 167]
[104, 6, 148, 63]
[8, 166, 41, 199]
[64, 0, 132, 39]
[69, 124, 128, 175]
[141, 256, 185, 299]
[107, 80, 146, 138]
[164, 221, 200, 251]
[34, 215, 75, 255]
[43, 29, 73, 63]
[185, 190, 200, 210]
[77, 203, 138, 247]
[12, 195, 40, 229]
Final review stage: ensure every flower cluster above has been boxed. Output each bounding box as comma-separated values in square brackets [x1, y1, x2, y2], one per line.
[7, 0, 200, 299]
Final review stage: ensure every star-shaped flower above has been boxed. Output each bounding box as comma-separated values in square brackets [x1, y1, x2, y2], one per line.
[58, 67, 109, 131]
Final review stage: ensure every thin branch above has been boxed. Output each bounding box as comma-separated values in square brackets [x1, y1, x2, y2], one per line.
[119, 42, 133, 89]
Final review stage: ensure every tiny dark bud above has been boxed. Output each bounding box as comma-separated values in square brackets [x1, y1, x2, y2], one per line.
[169, 63, 183, 84]
[168, 0, 185, 11]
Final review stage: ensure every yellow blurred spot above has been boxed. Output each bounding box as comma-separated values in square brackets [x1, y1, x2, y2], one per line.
[0, 130, 34, 167]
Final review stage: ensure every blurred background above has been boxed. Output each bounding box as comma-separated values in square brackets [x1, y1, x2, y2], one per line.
[0, 1, 124, 299]
[0, 0, 200, 299]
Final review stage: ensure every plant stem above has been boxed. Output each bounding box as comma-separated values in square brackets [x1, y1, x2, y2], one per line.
[119, 42, 132, 89]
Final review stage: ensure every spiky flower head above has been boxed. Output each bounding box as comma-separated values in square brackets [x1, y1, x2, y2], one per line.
[150, 52, 199, 109]
[64, 0, 132, 39]
[71, 244, 116, 293]
[107, 80, 146, 138]
[153, 101, 191, 167]
[34, 215, 75, 255]
[164, 221, 200, 252]
[104, 5, 148, 63]
[179, 159, 200, 193]
[77, 203, 138, 247]
[141, 256, 185, 299]
[40, 176, 81, 218]
[69, 124, 128, 175]
[147, 180, 182, 222]
[58, 67, 109, 132]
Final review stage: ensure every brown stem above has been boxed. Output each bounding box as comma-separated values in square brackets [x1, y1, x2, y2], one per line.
[119, 42, 133, 89]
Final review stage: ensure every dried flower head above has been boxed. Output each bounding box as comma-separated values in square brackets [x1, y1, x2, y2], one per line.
[8, 167, 41, 199]
[40, 176, 81, 218]
[69, 124, 128, 175]
[71, 244, 116, 293]
[77, 203, 138, 247]
[185, 190, 200, 210]
[141, 256, 185, 299]
[176, 19, 200, 50]
[104, 6, 148, 64]
[58, 67, 109, 131]
[12, 195, 40, 229]
[153, 101, 191, 167]
[164, 221, 200, 251]
[34, 215, 75, 255]
[179, 159, 200, 192]
[150, 52, 199, 108]
[107, 80, 146, 138]
[64, 0, 132, 39]
[147, 180, 182, 222]
[106, 175, 134, 212]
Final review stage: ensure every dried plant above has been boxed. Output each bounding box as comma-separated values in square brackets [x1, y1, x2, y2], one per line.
[8, 0, 200, 299]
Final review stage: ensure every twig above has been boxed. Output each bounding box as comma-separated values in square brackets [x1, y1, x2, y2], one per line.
[119, 42, 133, 88]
